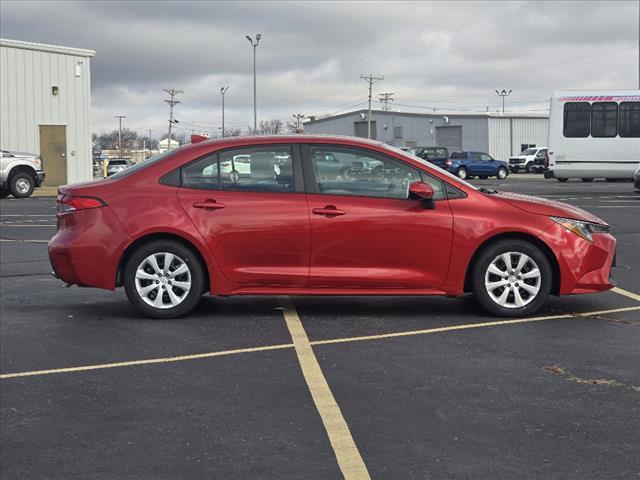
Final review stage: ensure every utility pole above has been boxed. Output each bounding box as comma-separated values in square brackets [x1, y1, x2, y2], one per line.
[163, 88, 183, 149]
[495, 89, 512, 114]
[292, 113, 304, 133]
[147, 129, 153, 158]
[360, 74, 384, 139]
[246, 34, 262, 133]
[378, 92, 394, 111]
[220, 86, 230, 137]
[114, 115, 126, 159]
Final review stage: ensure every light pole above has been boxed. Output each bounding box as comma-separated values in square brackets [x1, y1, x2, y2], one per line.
[293, 113, 304, 133]
[495, 89, 512, 114]
[246, 33, 261, 133]
[114, 115, 126, 159]
[220, 86, 229, 137]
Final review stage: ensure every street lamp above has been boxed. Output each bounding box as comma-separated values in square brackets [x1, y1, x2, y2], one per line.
[220, 86, 229, 137]
[246, 33, 261, 133]
[495, 89, 512, 114]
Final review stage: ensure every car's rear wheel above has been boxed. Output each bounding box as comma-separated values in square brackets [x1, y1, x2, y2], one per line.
[456, 167, 468, 179]
[557, 178, 568, 183]
[525, 163, 533, 173]
[472, 239, 552, 317]
[124, 240, 205, 319]
[497, 167, 508, 179]
[581, 178, 593, 182]
[10, 172, 35, 198]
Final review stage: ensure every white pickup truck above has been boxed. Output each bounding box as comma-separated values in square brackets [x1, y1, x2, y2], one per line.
[0, 150, 46, 198]
[508, 147, 547, 173]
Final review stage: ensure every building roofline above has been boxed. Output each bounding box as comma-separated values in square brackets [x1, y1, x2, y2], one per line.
[304, 109, 548, 125]
[0, 38, 96, 57]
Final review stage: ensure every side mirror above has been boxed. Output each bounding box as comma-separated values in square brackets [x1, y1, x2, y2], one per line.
[409, 181, 434, 200]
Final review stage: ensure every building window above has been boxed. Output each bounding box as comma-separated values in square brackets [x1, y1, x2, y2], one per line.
[590, 102, 617, 138]
[563, 102, 590, 138]
[394, 126, 403, 139]
[520, 144, 536, 152]
[619, 101, 640, 138]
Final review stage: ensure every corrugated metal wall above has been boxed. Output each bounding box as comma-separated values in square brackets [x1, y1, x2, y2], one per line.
[488, 117, 549, 159]
[0, 44, 93, 184]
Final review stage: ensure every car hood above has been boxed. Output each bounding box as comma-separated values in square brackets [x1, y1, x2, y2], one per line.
[495, 191, 607, 225]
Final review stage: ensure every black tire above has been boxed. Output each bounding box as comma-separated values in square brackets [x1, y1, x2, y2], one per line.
[0, 189, 9, 198]
[479, 175, 488, 180]
[456, 167, 468, 179]
[9, 172, 35, 198]
[123, 240, 205, 319]
[605, 178, 617, 183]
[497, 167, 508, 179]
[525, 163, 533, 173]
[472, 239, 552, 317]
[581, 178, 593, 182]
[557, 178, 568, 183]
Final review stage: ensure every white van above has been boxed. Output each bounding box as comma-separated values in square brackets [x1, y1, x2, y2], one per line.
[545, 90, 640, 182]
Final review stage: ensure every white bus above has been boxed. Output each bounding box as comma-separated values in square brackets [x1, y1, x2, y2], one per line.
[545, 90, 639, 182]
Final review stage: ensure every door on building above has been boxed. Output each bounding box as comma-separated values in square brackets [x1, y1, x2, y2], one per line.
[354, 121, 377, 140]
[39, 125, 67, 186]
[436, 126, 462, 152]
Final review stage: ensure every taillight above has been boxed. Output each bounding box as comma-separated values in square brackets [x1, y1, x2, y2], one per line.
[446, 159, 452, 167]
[57, 195, 106, 214]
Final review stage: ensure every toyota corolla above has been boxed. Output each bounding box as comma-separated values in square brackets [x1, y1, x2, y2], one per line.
[48, 136, 616, 319]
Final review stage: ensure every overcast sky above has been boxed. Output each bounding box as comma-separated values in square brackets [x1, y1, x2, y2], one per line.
[1, 0, 638, 137]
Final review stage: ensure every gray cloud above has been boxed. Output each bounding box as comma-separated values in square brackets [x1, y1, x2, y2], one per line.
[1, 0, 637, 136]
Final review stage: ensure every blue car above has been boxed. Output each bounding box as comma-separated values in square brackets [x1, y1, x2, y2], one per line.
[448, 151, 509, 180]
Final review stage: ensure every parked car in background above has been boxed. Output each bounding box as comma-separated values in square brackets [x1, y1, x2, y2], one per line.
[106, 159, 133, 177]
[408, 146, 451, 170]
[449, 151, 509, 179]
[634, 164, 640, 193]
[509, 146, 547, 173]
[49, 135, 616, 319]
[531, 148, 549, 173]
[0, 150, 45, 198]
[220, 154, 251, 182]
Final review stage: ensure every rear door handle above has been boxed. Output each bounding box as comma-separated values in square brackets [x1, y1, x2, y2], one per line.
[193, 200, 225, 210]
[312, 206, 345, 216]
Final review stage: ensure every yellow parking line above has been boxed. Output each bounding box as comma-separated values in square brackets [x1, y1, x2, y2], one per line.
[611, 287, 640, 302]
[0, 343, 293, 379]
[280, 298, 371, 480]
[2, 305, 638, 381]
[310, 306, 640, 347]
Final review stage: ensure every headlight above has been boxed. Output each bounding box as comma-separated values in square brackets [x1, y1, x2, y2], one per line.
[33, 157, 42, 170]
[550, 216, 609, 243]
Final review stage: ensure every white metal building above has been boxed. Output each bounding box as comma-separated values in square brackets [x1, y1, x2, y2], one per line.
[0, 38, 95, 185]
[304, 110, 549, 160]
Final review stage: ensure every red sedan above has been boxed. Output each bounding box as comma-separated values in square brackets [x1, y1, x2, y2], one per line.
[49, 136, 616, 318]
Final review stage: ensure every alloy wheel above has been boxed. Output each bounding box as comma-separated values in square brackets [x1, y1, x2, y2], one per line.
[135, 252, 192, 309]
[484, 251, 541, 309]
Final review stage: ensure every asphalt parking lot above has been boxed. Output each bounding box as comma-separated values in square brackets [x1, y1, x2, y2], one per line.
[1, 177, 639, 480]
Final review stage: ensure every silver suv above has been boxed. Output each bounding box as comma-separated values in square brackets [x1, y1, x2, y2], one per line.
[0, 150, 46, 198]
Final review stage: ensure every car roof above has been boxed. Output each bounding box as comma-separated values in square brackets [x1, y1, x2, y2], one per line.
[184, 134, 385, 152]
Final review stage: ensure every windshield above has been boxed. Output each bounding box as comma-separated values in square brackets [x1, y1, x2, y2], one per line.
[108, 149, 179, 179]
[382, 144, 478, 190]
[521, 148, 537, 155]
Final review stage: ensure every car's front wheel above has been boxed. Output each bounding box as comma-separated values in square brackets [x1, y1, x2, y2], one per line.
[124, 240, 205, 319]
[472, 239, 552, 317]
[10, 172, 35, 198]
[497, 167, 508, 179]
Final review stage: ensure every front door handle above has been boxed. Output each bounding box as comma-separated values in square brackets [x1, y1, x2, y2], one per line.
[312, 205, 345, 216]
[193, 200, 225, 210]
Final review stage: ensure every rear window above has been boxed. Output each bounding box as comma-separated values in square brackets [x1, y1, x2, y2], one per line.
[619, 101, 640, 138]
[108, 149, 178, 179]
[450, 152, 466, 159]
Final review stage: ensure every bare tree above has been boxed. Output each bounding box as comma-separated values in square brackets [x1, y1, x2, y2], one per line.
[258, 119, 283, 135]
[224, 128, 242, 137]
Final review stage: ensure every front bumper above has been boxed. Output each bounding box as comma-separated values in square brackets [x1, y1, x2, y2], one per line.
[539, 223, 617, 295]
[36, 171, 45, 186]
